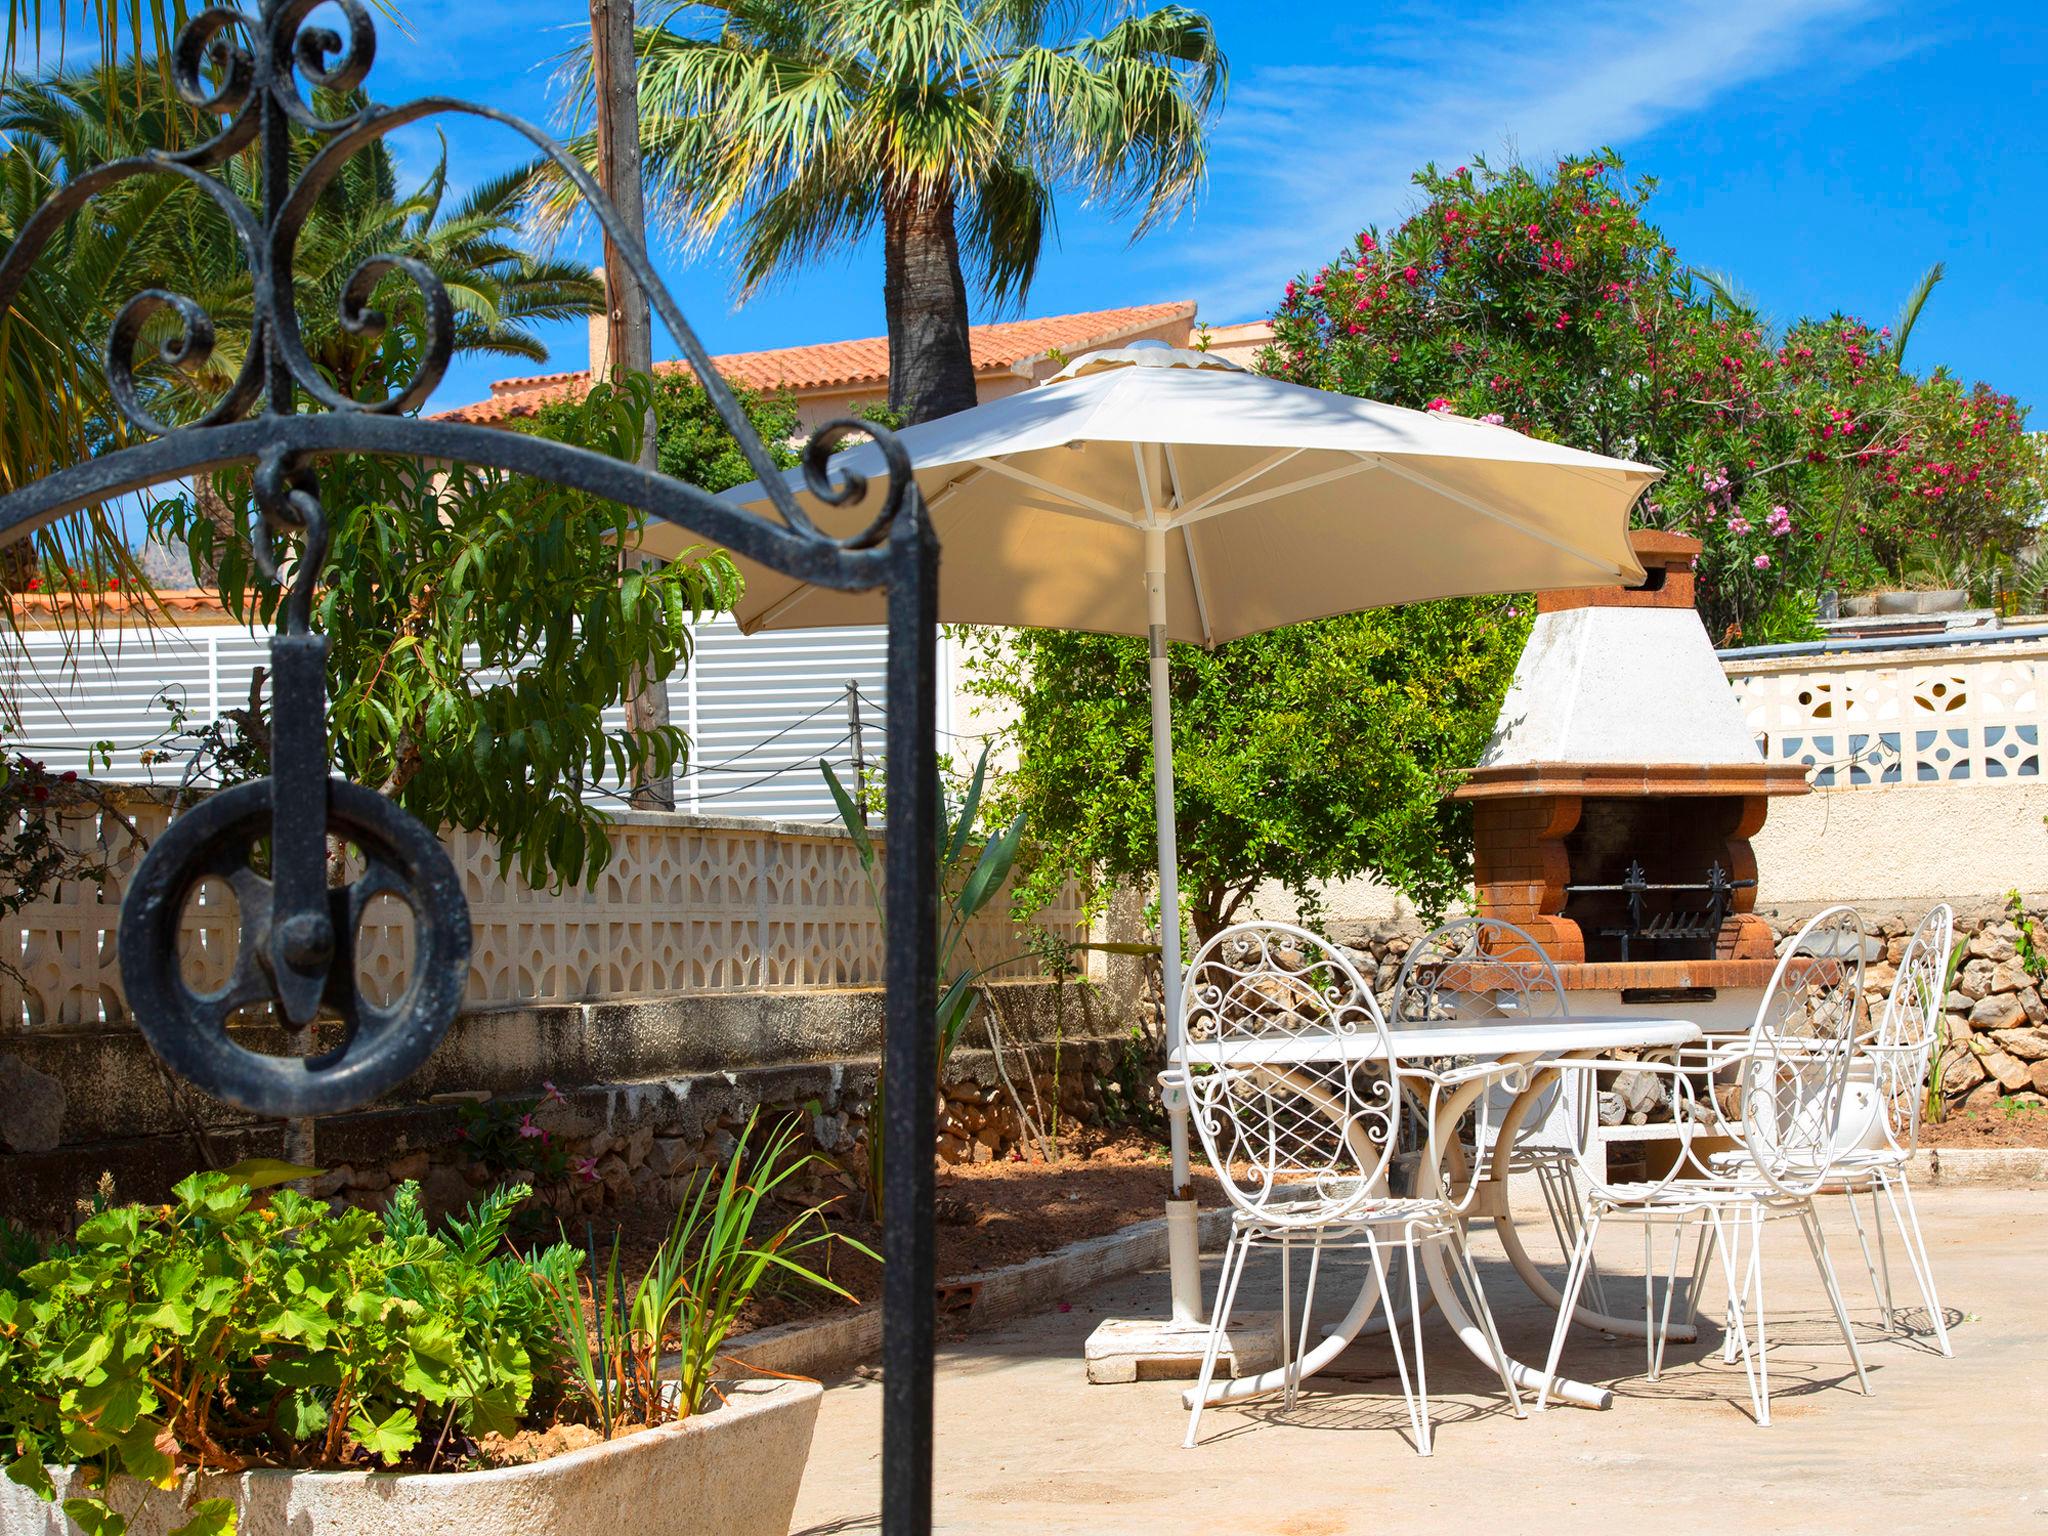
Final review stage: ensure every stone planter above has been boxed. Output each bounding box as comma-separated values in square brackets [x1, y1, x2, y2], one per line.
[0, 1379, 820, 1536]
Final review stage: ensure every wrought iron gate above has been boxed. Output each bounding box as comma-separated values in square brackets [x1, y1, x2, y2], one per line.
[0, 5, 940, 1529]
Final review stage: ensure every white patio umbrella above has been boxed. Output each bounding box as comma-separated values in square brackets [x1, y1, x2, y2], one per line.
[641, 344, 1657, 1322]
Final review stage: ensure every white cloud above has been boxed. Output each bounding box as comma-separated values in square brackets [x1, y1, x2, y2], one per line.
[1173, 0, 1891, 320]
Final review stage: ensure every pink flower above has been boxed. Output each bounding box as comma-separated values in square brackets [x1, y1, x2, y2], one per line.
[1479, 412, 1505, 426]
[1358, 233, 1377, 255]
[1752, 554, 1771, 570]
[1425, 397, 1451, 412]
[542, 1079, 566, 1104]
[574, 1156, 599, 1183]
[1726, 513, 1751, 536]
[1401, 265, 1421, 286]
[517, 1113, 543, 1139]
[1767, 505, 1792, 536]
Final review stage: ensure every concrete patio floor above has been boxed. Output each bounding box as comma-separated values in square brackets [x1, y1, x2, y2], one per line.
[789, 1184, 2044, 1534]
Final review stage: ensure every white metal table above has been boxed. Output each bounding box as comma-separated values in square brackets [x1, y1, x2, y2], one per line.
[1175, 1016, 1702, 1412]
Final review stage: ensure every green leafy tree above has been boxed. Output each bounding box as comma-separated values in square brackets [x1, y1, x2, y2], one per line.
[960, 600, 1526, 940]
[525, 365, 802, 492]
[149, 379, 737, 889]
[541, 0, 1225, 423]
[1268, 151, 2043, 642]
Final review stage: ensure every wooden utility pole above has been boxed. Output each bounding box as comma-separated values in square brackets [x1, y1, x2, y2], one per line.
[590, 0, 675, 809]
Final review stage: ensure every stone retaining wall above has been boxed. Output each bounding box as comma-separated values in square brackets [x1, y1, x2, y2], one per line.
[0, 977, 1136, 1230]
[1324, 902, 2048, 1119]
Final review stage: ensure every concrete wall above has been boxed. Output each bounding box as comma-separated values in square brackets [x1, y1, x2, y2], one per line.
[1752, 780, 2048, 906]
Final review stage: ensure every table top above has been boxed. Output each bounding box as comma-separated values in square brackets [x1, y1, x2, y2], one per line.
[1170, 1015, 1702, 1069]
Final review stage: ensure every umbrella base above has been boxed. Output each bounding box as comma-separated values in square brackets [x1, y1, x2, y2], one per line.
[1084, 1313, 1283, 1384]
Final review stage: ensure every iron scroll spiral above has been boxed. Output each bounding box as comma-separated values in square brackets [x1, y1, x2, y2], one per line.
[0, 0, 917, 1119]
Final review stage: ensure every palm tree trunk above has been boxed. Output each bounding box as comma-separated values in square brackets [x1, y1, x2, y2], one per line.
[591, 0, 675, 810]
[883, 186, 978, 425]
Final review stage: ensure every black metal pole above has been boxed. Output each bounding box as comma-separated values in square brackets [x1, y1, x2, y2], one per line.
[879, 492, 938, 1536]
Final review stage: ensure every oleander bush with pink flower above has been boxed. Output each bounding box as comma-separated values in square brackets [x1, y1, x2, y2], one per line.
[1266, 151, 2044, 643]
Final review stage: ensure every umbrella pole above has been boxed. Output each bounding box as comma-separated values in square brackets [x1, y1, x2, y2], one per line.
[1146, 528, 1204, 1325]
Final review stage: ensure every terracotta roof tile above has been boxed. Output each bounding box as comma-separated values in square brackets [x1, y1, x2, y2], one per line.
[433, 301, 1195, 426]
[9, 588, 228, 620]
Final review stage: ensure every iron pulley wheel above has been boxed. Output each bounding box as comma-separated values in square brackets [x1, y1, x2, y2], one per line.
[118, 776, 470, 1117]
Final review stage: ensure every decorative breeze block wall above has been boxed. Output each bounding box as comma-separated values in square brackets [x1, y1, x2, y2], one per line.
[2, 795, 1082, 1032]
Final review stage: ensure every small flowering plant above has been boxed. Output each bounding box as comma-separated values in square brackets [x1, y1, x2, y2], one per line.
[453, 1094, 570, 1185]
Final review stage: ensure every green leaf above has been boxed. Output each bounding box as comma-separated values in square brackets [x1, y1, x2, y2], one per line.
[214, 1159, 323, 1191]
[956, 814, 1026, 920]
[936, 973, 983, 1061]
[821, 760, 875, 870]
[61, 1498, 127, 1536]
[348, 1406, 421, 1466]
[944, 747, 991, 870]
[6, 1446, 53, 1499]
[277, 1389, 330, 1442]
[168, 1499, 237, 1536]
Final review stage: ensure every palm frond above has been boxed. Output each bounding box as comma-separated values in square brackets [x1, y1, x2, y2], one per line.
[1892, 260, 1945, 371]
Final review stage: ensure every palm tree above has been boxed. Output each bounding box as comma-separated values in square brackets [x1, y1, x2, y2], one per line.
[1, 58, 601, 586]
[543, 0, 1225, 423]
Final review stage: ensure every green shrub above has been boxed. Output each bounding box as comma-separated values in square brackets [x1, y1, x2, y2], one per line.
[0, 1132, 860, 1536]
[0, 1175, 576, 1532]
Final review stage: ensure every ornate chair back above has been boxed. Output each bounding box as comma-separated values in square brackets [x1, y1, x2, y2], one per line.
[1734, 905, 1868, 1196]
[1391, 917, 1567, 1027]
[1869, 904, 1956, 1158]
[1178, 923, 1400, 1229]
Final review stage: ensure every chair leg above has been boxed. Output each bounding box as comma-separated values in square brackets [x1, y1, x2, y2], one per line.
[1404, 1229, 1433, 1457]
[1840, 1176, 1892, 1326]
[1288, 1234, 1328, 1411]
[1535, 1210, 1602, 1412]
[1725, 1208, 1761, 1367]
[1797, 1201, 1871, 1395]
[1449, 1232, 1524, 1418]
[1278, 1236, 1294, 1410]
[1705, 1208, 1764, 1425]
[1649, 1216, 1689, 1381]
[1184, 1229, 1252, 1449]
[1749, 1206, 1771, 1425]
[1684, 1217, 1718, 1336]
[1365, 1232, 1427, 1456]
[1537, 1155, 1607, 1315]
[1881, 1169, 1954, 1358]
[1867, 1180, 1896, 1325]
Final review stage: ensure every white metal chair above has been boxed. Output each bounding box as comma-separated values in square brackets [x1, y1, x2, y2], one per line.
[1164, 921, 1523, 1454]
[1534, 906, 1875, 1425]
[1390, 918, 1600, 1306]
[1779, 905, 1956, 1354]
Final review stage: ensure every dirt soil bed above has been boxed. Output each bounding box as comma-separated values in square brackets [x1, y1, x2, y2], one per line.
[598, 1126, 1219, 1335]
[1918, 1105, 2048, 1149]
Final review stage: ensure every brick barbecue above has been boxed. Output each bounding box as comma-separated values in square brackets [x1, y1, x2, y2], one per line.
[1457, 531, 1810, 1010]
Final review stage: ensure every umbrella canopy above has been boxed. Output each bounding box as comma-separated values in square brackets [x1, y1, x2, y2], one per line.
[640, 346, 1656, 639]
[649, 345, 1659, 1327]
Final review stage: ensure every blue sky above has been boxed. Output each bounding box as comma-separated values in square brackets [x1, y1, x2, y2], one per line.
[28, 0, 2048, 417]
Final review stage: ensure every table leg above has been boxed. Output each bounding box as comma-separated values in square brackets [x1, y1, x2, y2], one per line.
[1487, 1057, 1698, 1345]
[1421, 1059, 1612, 1411]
